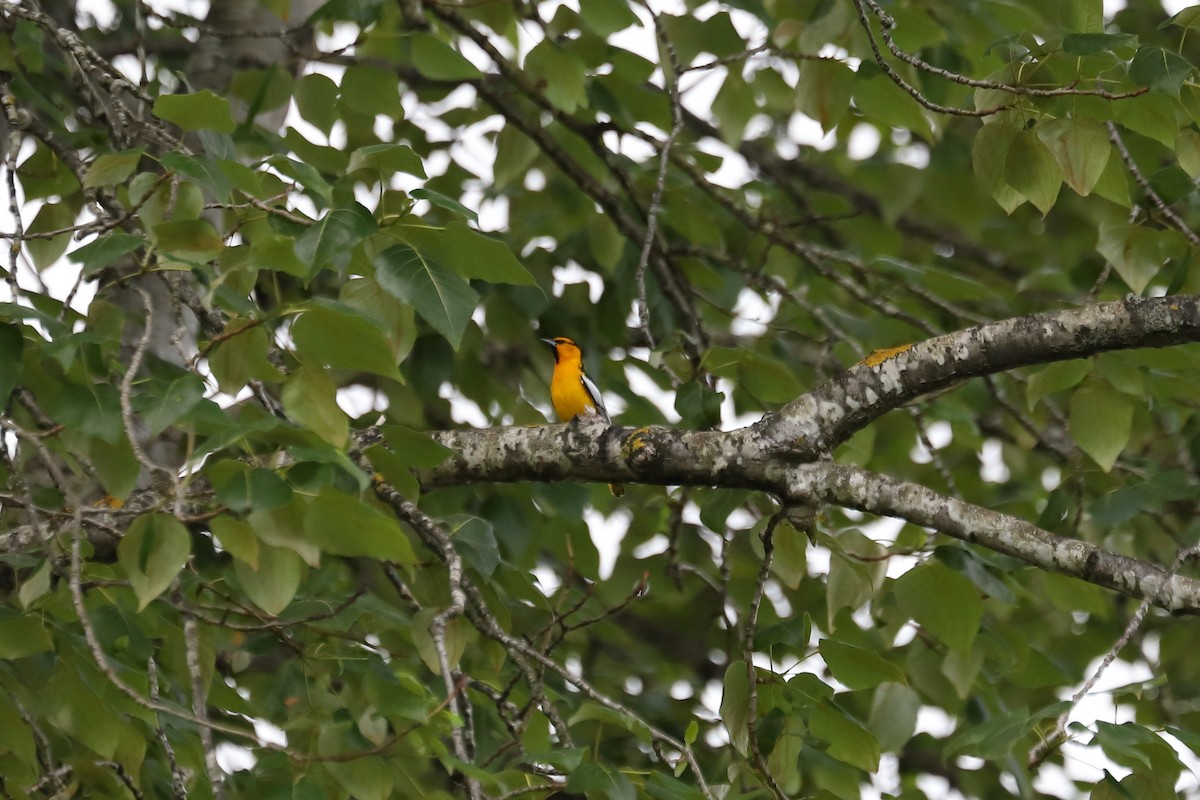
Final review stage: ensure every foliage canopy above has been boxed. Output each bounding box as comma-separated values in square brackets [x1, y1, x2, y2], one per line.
[3, 0, 1200, 798]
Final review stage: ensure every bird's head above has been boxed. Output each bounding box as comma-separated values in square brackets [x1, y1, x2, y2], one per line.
[541, 336, 582, 364]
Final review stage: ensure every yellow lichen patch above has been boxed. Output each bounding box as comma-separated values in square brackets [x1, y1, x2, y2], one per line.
[621, 427, 653, 460]
[94, 495, 124, 510]
[859, 344, 913, 368]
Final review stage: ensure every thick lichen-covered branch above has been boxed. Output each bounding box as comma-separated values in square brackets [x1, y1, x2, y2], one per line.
[414, 295, 1200, 612]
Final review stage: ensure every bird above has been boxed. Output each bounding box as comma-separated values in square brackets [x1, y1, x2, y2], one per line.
[541, 336, 624, 497]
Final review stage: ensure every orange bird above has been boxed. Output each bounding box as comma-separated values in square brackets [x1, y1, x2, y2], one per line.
[542, 336, 623, 496]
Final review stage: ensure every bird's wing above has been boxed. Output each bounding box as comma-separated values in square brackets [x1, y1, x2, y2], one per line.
[579, 372, 611, 424]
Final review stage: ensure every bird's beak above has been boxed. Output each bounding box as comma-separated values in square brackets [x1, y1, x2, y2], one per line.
[539, 338, 555, 347]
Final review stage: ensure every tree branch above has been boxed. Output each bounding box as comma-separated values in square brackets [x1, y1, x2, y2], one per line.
[790, 463, 1200, 614]
[409, 295, 1200, 612]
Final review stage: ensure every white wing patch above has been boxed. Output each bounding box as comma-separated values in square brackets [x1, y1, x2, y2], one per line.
[579, 373, 611, 424]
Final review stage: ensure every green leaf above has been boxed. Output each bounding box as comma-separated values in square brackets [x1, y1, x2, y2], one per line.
[1090, 721, 1170, 771]
[810, 702, 880, 771]
[295, 72, 339, 134]
[210, 514, 260, 569]
[47, 383, 123, 443]
[266, 154, 333, 205]
[795, 58, 855, 133]
[347, 143, 427, 179]
[394, 221, 537, 285]
[153, 90, 236, 132]
[1069, 386, 1133, 471]
[1176, 128, 1200, 180]
[89, 434, 140, 501]
[0, 614, 53, 659]
[1062, 33, 1138, 56]
[282, 365, 349, 447]
[339, 65, 402, 117]
[18, 559, 52, 610]
[819, 640, 907, 690]
[159, 152, 233, 202]
[295, 201, 378, 276]
[945, 706, 1034, 760]
[381, 425, 456, 469]
[697, 487, 751, 532]
[118, 513, 192, 611]
[1026, 359, 1092, 410]
[291, 303, 402, 379]
[868, 682, 921, 753]
[675, 380, 723, 428]
[754, 615, 811, 651]
[327, 757, 394, 800]
[365, 443, 417, 494]
[525, 39, 588, 113]
[374, 244, 479, 349]
[18, 144, 81, 199]
[304, 486, 416, 564]
[208, 319, 272, 392]
[1096, 352, 1145, 397]
[410, 188, 478, 223]
[1163, 7, 1200, 31]
[235, 542, 302, 616]
[973, 122, 1025, 213]
[770, 519, 807, 590]
[766, 712, 805, 789]
[152, 219, 224, 261]
[25, 202, 76, 270]
[1165, 725, 1200, 758]
[565, 761, 636, 800]
[893, 561, 982, 656]
[412, 33, 481, 80]
[826, 531, 886, 630]
[1004, 130, 1061, 216]
[449, 516, 499, 577]
[853, 63, 932, 138]
[1129, 46, 1195, 97]
[134, 371, 206, 435]
[249, 499, 321, 566]
[209, 462, 293, 513]
[580, 0, 639, 36]
[1037, 118, 1110, 197]
[0, 323, 23, 408]
[68, 233, 145, 276]
[1097, 221, 1164, 294]
[82, 149, 142, 188]
[719, 663, 751, 755]
[647, 772, 705, 800]
[738, 351, 805, 404]
[411, 606, 470, 675]
[494, 124, 540, 191]
[1115, 92, 1176, 147]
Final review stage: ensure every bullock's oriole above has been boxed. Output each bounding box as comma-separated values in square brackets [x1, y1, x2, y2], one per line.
[542, 336, 624, 497]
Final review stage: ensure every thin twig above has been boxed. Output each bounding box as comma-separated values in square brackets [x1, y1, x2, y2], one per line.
[184, 613, 224, 798]
[0, 75, 24, 298]
[99, 760, 145, 800]
[741, 511, 789, 800]
[851, 0, 1007, 118]
[858, 0, 1149, 101]
[1028, 544, 1200, 767]
[149, 655, 188, 799]
[633, 13, 686, 368]
[1107, 122, 1200, 249]
[119, 285, 175, 479]
[68, 510, 265, 745]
